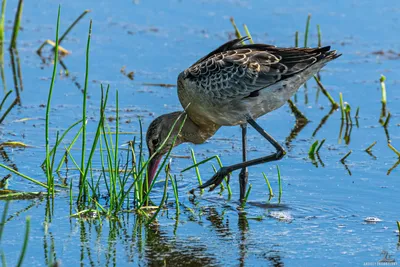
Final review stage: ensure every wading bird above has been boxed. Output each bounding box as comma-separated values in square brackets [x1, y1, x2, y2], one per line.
[146, 37, 340, 201]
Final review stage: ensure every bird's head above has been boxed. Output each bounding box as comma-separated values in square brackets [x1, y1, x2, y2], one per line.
[146, 111, 186, 187]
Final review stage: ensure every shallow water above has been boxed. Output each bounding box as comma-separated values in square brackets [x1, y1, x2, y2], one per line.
[1, 0, 400, 266]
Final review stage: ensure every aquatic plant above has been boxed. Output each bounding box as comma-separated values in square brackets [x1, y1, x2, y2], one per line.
[0, 7, 186, 222]
[241, 183, 252, 208]
[304, 14, 311, 47]
[262, 172, 274, 198]
[9, 0, 23, 50]
[308, 140, 319, 158]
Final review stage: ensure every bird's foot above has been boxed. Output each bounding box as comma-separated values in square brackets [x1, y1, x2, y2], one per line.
[198, 167, 230, 192]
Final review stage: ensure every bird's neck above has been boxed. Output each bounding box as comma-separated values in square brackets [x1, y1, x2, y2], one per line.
[180, 114, 220, 144]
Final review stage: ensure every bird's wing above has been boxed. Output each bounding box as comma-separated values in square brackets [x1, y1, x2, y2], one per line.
[182, 38, 337, 101]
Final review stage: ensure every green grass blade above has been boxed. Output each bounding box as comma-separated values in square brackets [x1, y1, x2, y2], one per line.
[65, 148, 84, 176]
[243, 24, 254, 43]
[55, 124, 84, 172]
[190, 149, 202, 187]
[45, 5, 60, 194]
[0, 90, 11, 111]
[262, 172, 273, 197]
[316, 139, 326, 153]
[78, 19, 92, 203]
[0, 0, 6, 49]
[170, 174, 180, 214]
[308, 140, 319, 157]
[241, 184, 252, 208]
[113, 90, 119, 209]
[181, 155, 219, 172]
[304, 14, 311, 47]
[230, 17, 242, 39]
[49, 131, 59, 193]
[0, 163, 48, 189]
[313, 76, 338, 108]
[58, 10, 91, 44]
[277, 165, 282, 203]
[146, 170, 169, 225]
[215, 155, 232, 196]
[339, 92, 345, 120]
[43, 119, 82, 167]
[9, 0, 23, 50]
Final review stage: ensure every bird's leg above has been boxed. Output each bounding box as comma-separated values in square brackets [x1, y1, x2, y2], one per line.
[199, 118, 286, 191]
[239, 123, 248, 201]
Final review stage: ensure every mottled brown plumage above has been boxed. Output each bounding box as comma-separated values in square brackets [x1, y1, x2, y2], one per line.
[146, 37, 341, 198]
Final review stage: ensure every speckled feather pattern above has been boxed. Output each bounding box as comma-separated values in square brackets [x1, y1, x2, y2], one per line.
[178, 37, 340, 126]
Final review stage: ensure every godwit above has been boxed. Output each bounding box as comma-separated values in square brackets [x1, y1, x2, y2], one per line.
[146, 37, 340, 200]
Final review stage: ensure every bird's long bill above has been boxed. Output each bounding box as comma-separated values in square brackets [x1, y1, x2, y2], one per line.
[147, 155, 162, 189]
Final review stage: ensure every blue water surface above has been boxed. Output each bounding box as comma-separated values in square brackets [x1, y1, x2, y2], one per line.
[0, 0, 400, 266]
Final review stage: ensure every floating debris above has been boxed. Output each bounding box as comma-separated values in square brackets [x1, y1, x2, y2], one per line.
[120, 66, 135, 80]
[372, 50, 400, 59]
[364, 217, 382, 223]
[0, 141, 30, 148]
[269, 211, 293, 223]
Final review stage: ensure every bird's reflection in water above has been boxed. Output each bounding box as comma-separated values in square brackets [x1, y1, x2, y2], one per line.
[71, 197, 289, 266]
[263, 247, 285, 267]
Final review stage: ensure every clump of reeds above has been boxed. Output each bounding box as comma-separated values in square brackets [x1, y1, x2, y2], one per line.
[0, 7, 187, 223]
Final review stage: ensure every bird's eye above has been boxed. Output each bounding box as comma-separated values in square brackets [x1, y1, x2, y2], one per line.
[152, 139, 159, 147]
